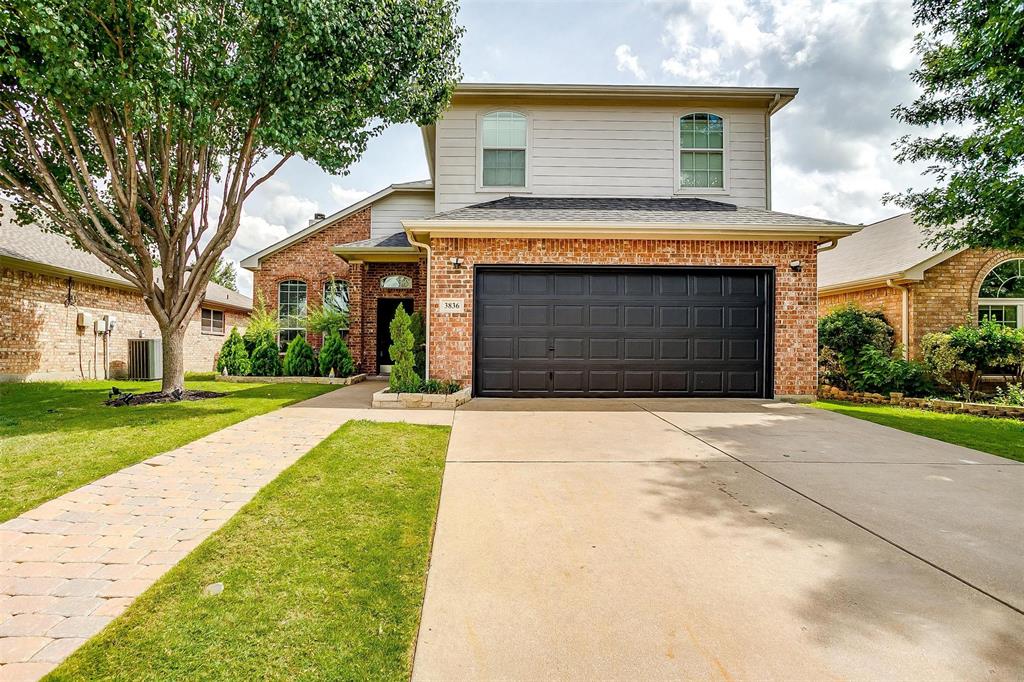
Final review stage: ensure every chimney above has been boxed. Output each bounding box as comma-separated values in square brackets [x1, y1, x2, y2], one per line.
[308, 212, 326, 226]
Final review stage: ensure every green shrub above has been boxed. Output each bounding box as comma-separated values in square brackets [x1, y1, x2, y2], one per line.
[283, 335, 316, 376]
[216, 328, 251, 376]
[922, 319, 1024, 393]
[818, 303, 894, 358]
[993, 383, 1024, 406]
[817, 303, 927, 394]
[244, 292, 281, 354]
[249, 333, 282, 377]
[844, 346, 931, 396]
[318, 330, 355, 377]
[388, 306, 421, 392]
[420, 378, 461, 394]
[305, 279, 349, 336]
[410, 311, 426, 376]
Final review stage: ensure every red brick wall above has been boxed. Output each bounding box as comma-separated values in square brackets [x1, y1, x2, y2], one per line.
[1, 265, 247, 381]
[427, 238, 819, 398]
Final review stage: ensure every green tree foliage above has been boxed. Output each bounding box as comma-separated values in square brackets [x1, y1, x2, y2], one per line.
[305, 302, 348, 337]
[210, 258, 238, 292]
[319, 330, 355, 378]
[410, 311, 426, 376]
[389, 306, 421, 392]
[216, 328, 250, 376]
[283, 335, 316, 377]
[244, 293, 281, 354]
[0, 0, 462, 393]
[818, 304, 930, 395]
[249, 334, 282, 377]
[886, 0, 1024, 249]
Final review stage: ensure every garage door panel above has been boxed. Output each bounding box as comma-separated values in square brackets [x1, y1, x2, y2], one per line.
[474, 267, 772, 398]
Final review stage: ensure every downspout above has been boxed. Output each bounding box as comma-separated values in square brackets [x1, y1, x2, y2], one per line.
[405, 229, 432, 379]
[886, 279, 911, 359]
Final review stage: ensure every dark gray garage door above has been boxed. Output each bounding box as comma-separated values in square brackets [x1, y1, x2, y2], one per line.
[474, 267, 773, 398]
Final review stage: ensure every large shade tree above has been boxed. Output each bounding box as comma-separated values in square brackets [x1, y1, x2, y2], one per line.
[886, 0, 1024, 250]
[0, 0, 461, 392]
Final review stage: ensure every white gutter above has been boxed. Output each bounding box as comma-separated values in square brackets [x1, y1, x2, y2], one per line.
[886, 279, 911, 359]
[817, 239, 839, 252]
[404, 230, 432, 380]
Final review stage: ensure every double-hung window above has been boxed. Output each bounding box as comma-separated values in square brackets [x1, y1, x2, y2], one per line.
[481, 111, 527, 188]
[679, 113, 725, 190]
[978, 259, 1024, 329]
[201, 308, 224, 335]
[278, 280, 307, 349]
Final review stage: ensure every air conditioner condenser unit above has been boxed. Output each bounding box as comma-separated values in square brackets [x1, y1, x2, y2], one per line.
[128, 338, 163, 380]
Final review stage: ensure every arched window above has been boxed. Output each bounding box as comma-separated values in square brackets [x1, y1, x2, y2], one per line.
[278, 280, 307, 347]
[978, 259, 1024, 328]
[481, 111, 527, 188]
[679, 113, 725, 190]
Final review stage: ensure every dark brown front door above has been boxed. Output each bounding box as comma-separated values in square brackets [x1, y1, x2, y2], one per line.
[473, 266, 774, 398]
[377, 298, 414, 372]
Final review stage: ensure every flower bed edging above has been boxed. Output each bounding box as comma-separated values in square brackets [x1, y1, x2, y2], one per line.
[371, 386, 472, 409]
[215, 373, 366, 386]
[818, 385, 1024, 421]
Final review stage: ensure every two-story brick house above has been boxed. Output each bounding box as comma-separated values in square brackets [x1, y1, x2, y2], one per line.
[242, 83, 858, 400]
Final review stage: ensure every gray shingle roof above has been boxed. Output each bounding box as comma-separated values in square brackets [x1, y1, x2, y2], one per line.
[1, 206, 251, 311]
[817, 213, 950, 289]
[336, 232, 412, 249]
[423, 196, 848, 227]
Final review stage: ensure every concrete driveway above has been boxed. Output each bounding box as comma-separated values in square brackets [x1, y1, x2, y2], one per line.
[413, 399, 1024, 681]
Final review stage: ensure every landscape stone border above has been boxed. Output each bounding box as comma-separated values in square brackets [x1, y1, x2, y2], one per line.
[372, 386, 472, 409]
[215, 374, 366, 386]
[819, 385, 1024, 421]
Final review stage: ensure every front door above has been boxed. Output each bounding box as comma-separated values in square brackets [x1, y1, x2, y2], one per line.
[377, 298, 414, 373]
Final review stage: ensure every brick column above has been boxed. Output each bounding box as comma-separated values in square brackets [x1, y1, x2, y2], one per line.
[346, 262, 366, 373]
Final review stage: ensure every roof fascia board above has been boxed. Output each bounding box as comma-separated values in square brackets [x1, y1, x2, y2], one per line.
[403, 220, 857, 242]
[451, 83, 797, 112]
[240, 185, 432, 270]
[2, 255, 251, 310]
[329, 246, 421, 263]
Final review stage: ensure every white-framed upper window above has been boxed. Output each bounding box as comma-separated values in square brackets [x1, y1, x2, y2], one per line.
[978, 259, 1024, 328]
[677, 112, 726, 191]
[480, 111, 528, 188]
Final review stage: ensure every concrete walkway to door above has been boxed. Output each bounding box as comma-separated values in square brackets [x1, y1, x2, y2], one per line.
[413, 398, 1024, 680]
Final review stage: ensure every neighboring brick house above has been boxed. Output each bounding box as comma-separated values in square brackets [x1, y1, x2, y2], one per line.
[818, 212, 1024, 358]
[242, 83, 859, 400]
[1, 215, 251, 382]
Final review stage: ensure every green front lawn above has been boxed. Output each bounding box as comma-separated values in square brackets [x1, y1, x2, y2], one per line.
[813, 400, 1024, 463]
[48, 420, 450, 681]
[0, 380, 339, 522]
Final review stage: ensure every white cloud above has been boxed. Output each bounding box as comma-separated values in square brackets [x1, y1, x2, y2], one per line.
[614, 44, 647, 81]
[329, 185, 371, 208]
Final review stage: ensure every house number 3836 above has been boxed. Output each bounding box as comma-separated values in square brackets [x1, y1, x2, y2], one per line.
[438, 299, 464, 313]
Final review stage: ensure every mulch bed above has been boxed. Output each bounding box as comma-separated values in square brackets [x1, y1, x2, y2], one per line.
[104, 388, 226, 407]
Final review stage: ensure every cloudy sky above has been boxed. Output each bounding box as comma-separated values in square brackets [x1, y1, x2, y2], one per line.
[227, 0, 925, 294]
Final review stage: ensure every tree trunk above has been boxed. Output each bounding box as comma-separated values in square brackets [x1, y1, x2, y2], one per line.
[160, 324, 187, 394]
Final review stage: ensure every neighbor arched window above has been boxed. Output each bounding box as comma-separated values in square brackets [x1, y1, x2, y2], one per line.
[278, 280, 307, 348]
[679, 113, 725, 190]
[978, 259, 1024, 328]
[481, 111, 528, 188]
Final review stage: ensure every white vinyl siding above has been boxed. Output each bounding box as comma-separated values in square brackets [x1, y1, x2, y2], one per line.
[369, 190, 435, 239]
[434, 104, 768, 213]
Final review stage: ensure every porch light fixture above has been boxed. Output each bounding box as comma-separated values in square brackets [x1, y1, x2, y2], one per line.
[450, 257, 464, 269]
[789, 260, 802, 272]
